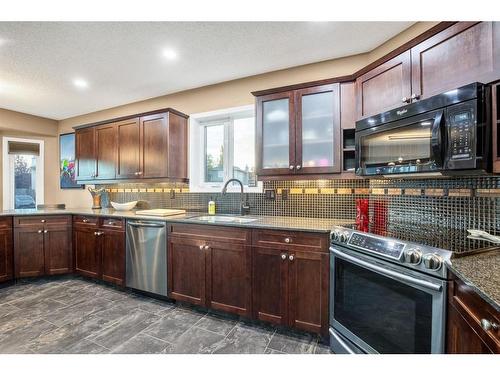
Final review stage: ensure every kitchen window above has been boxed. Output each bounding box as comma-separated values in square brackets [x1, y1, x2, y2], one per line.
[2, 137, 44, 210]
[190, 105, 261, 192]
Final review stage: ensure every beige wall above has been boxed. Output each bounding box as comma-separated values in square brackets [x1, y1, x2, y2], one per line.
[0, 109, 59, 210]
[2, 22, 440, 209]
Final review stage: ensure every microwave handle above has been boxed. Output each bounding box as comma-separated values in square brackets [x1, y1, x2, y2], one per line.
[431, 110, 444, 165]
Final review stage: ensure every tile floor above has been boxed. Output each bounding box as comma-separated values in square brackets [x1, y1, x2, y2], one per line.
[0, 277, 331, 354]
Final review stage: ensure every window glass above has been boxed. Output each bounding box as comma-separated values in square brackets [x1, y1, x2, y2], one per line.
[205, 124, 225, 182]
[14, 154, 37, 209]
[233, 117, 256, 186]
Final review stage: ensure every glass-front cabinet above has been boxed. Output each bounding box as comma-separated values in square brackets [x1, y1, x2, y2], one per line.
[256, 84, 341, 177]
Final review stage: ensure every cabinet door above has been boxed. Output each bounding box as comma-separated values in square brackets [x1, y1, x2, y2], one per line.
[74, 227, 100, 279]
[355, 51, 412, 119]
[288, 251, 329, 336]
[75, 127, 96, 180]
[168, 235, 206, 306]
[141, 113, 169, 178]
[101, 230, 125, 286]
[0, 229, 13, 283]
[14, 227, 45, 278]
[295, 84, 341, 174]
[167, 113, 188, 179]
[206, 242, 252, 317]
[256, 92, 296, 176]
[252, 247, 288, 325]
[412, 22, 500, 101]
[44, 226, 72, 275]
[446, 305, 493, 354]
[95, 123, 117, 180]
[116, 118, 141, 179]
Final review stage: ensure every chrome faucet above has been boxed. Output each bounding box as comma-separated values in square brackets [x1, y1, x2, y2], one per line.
[222, 178, 250, 216]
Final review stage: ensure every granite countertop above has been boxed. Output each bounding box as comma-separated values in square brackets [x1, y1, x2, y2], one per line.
[447, 248, 500, 312]
[0, 208, 353, 233]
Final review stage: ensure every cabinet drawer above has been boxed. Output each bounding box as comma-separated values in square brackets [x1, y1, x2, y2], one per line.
[168, 223, 250, 244]
[0, 217, 12, 230]
[252, 229, 328, 252]
[73, 215, 99, 227]
[14, 215, 71, 228]
[100, 217, 124, 231]
[449, 274, 500, 352]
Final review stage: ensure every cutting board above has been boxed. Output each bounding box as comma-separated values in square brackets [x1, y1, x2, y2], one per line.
[135, 209, 186, 217]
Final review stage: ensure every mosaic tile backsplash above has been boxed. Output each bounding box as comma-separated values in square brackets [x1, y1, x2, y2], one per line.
[101, 176, 500, 253]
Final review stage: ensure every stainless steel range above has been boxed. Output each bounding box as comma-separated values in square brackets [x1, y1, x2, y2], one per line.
[329, 226, 452, 354]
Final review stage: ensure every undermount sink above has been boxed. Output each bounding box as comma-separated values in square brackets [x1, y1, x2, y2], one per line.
[190, 215, 258, 224]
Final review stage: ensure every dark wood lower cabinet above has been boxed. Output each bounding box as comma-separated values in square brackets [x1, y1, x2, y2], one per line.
[74, 227, 100, 279]
[14, 227, 45, 278]
[0, 222, 13, 283]
[447, 304, 493, 354]
[44, 226, 72, 275]
[101, 229, 125, 286]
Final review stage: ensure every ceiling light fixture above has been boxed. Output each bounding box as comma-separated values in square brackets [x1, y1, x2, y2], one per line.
[73, 78, 88, 89]
[162, 48, 178, 61]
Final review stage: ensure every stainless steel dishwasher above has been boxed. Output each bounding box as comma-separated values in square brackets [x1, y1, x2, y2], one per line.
[126, 220, 167, 296]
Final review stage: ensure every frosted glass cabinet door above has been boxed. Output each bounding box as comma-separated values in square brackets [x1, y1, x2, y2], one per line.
[256, 91, 295, 175]
[295, 84, 341, 174]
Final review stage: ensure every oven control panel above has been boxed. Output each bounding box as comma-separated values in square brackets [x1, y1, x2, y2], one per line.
[348, 233, 406, 260]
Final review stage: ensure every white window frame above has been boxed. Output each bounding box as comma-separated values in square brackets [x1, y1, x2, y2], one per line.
[2, 136, 44, 210]
[189, 105, 262, 193]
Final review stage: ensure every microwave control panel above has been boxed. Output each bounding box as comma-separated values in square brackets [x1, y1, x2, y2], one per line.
[449, 109, 474, 160]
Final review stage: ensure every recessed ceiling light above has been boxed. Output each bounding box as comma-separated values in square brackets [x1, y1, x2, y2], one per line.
[162, 48, 178, 61]
[73, 78, 88, 89]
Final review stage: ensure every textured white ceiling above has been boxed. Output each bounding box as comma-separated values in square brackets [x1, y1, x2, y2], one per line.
[0, 22, 413, 120]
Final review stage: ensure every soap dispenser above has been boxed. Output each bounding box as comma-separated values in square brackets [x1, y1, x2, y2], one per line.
[208, 197, 216, 215]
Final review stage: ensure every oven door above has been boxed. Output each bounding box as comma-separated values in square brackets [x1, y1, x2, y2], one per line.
[355, 110, 445, 176]
[330, 247, 447, 354]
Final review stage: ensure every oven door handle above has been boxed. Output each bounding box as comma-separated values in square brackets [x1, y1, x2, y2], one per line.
[331, 248, 442, 292]
[431, 110, 444, 166]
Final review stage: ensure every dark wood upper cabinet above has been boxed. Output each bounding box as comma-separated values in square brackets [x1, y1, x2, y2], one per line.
[0, 218, 13, 283]
[116, 118, 141, 179]
[256, 91, 296, 176]
[340, 82, 356, 130]
[256, 84, 341, 177]
[75, 127, 96, 181]
[411, 22, 500, 101]
[355, 51, 412, 119]
[75, 109, 188, 182]
[95, 123, 117, 180]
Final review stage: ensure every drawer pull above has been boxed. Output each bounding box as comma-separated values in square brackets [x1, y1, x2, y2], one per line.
[481, 319, 499, 331]
[199, 245, 205, 250]
[284, 237, 292, 243]
[82, 218, 89, 223]
[281, 253, 287, 260]
[43, 230, 48, 233]
[204, 245, 210, 251]
[41, 219, 46, 223]
[38, 229, 43, 234]
[288, 255, 294, 261]
[108, 221, 114, 225]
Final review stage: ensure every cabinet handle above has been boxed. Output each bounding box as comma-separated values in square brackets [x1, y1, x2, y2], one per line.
[137, 171, 143, 175]
[481, 319, 499, 331]
[199, 245, 205, 250]
[38, 229, 43, 234]
[281, 253, 287, 260]
[82, 218, 89, 223]
[94, 231, 98, 236]
[43, 230, 48, 233]
[401, 96, 411, 104]
[204, 245, 211, 251]
[284, 237, 292, 243]
[411, 93, 420, 101]
[289, 165, 294, 170]
[288, 255, 294, 261]
[108, 221, 114, 225]
[296, 165, 301, 170]
[40, 219, 46, 223]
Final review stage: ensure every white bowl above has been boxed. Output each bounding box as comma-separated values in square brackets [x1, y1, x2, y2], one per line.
[111, 201, 138, 211]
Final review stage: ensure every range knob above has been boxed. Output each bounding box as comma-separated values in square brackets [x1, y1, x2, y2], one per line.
[423, 253, 443, 270]
[404, 248, 423, 264]
[339, 232, 349, 243]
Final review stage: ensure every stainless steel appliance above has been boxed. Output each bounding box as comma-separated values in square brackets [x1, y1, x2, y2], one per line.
[126, 220, 167, 296]
[329, 226, 452, 354]
[355, 82, 491, 177]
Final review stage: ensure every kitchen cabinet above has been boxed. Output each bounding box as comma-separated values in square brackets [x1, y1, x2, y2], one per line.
[411, 22, 500, 101]
[256, 84, 341, 177]
[446, 272, 499, 354]
[493, 82, 500, 173]
[0, 217, 13, 283]
[13, 216, 72, 278]
[168, 224, 252, 317]
[73, 216, 125, 286]
[252, 229, 329, 336]
[355, 51, 412, 119]
[75, 108, 189, 183]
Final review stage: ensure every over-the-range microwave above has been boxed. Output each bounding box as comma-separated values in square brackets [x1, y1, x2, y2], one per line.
[355, 82, 491, 178]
